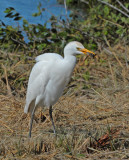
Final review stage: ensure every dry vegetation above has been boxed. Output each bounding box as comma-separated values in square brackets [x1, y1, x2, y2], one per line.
[0, 44, 129, 159]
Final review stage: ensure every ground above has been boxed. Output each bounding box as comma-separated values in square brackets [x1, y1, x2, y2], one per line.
[0, 44, 129, 159]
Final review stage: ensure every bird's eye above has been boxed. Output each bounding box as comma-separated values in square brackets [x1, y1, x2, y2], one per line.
[76, 47, 81, 51]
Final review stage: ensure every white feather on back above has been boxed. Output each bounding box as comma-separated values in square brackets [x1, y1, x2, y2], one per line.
[24, 53, 63, 113]
[35, 53, 63, 62]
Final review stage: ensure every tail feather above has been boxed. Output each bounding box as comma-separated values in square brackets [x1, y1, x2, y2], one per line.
[24, 104, 29, 113]
[24, 99, 35, 114]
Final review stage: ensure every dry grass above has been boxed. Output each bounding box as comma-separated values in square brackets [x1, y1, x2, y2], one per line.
[0, 44, 129, 159]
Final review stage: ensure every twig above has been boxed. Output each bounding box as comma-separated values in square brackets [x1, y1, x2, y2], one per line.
[96, 149, 128, 155]
[112, 51, 123, 68]
[77, 137, 90, 150]
[105, 47, 124, 68]
[97, 0, 129, 18]
[87, 147, 101, 152]
[98, 15, 123, 27]
[103, 35, 110, 47]
[0, 120, 14, 133]
[80, 0, 89, 5]
[11, 37, 27, 49]
[124, 40, 129, 69]
[64, 0, 70, 26]
[64, 0, 68, 17]
[91, 88, 113, 108]
[108, 61, 117, 89]
[116, 0, 129, 13]
[104, 48, 113, 55]
[1, 64, 13, 97]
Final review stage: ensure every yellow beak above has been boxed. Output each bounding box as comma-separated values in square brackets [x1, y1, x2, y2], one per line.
[77, 48, 96, 57]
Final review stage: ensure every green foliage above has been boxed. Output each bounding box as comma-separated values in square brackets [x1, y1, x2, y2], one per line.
[32, 2, 45, 17]
[83, 71, 90, 81]
[58, 0, 129, 47]
[4, 7, 22, 20]
[0, 0, 129, 54]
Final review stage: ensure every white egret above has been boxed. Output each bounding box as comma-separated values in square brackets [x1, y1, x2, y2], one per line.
[24, 41, 96, 137]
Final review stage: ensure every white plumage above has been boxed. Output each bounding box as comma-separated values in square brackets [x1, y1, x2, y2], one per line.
[24, 41, 95, 137]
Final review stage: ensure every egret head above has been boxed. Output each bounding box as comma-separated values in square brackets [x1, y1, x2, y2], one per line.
[64, 41, 96, 57]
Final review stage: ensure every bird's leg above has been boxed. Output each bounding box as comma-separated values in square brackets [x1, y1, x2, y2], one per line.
[29, 106, 36, 138]
[49, 106, 56, 134]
